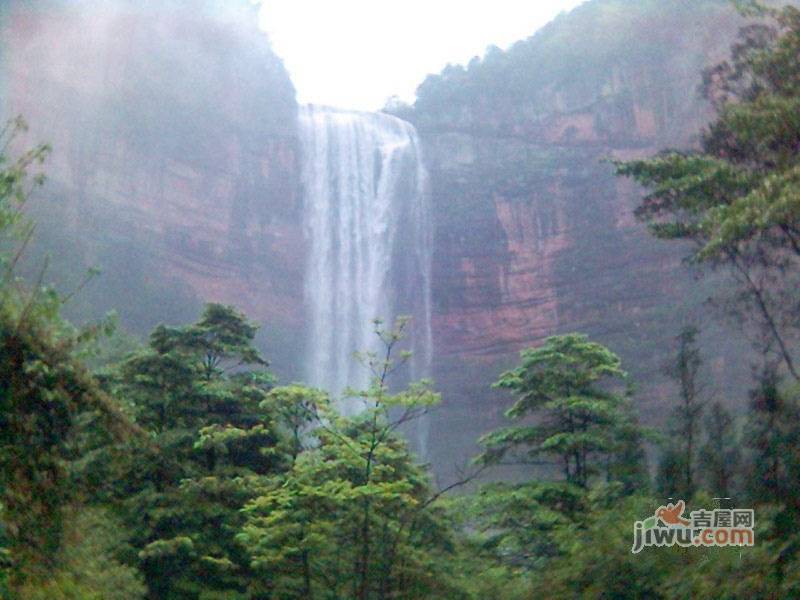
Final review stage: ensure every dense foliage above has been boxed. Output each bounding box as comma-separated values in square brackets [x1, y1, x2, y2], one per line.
[0, 118, 141, 596]
[392, 0, 737, 136]
[615, 4, 800, 382]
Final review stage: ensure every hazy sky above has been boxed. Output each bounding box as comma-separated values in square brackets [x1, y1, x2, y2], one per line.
[258, 0, 586, 111]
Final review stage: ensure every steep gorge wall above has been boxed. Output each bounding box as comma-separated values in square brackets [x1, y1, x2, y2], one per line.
[0, 0, 305, 373]
[404, 0, 755, 474]
[1, 0, 765, 476]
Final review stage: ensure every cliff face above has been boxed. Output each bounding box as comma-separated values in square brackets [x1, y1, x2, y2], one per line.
[2, 0, 761, 473]
[408, 0, 754, 471]
[1, 0, 304, 372]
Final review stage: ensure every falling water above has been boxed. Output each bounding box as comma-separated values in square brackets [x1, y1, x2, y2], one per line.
[300, 105, 433, 431]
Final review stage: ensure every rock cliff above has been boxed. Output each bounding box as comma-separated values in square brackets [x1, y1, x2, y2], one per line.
[1, 0, 761, 475]
[0, 0, 304, 373]
[402, 0, 755, 472]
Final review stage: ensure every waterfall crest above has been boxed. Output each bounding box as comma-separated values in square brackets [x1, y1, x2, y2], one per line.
[300, 105, 432, 416]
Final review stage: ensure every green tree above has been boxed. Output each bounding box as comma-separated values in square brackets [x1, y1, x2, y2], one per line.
[238, 318, 468, 600]
[108, 304, 284, 598]
[744, 364, 800, 512]
[528, 491, 799, 600]
[0, 117, 135, 589]
[469, 335, 648, 585]
[614, 6, 800, 382]
[699, 401, 741, 499]
[656, 326, 705, 499]
[466, 480, 586, 573]
[479, 334, 642, 488]
[13, 508, 146, 600]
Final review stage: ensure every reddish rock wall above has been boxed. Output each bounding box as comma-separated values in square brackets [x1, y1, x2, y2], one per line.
[413, 2, 755, 475]
[1, 0, 305, 372]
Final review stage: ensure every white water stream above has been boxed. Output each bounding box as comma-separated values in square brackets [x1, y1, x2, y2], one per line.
[300, 105, 432, 426]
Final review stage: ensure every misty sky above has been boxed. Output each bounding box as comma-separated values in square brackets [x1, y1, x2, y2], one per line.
[258, 0, 586, 111]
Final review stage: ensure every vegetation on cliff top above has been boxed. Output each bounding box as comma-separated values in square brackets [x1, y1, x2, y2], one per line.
[391, 0, 739, 134]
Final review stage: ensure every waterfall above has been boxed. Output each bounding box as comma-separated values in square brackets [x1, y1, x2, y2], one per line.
[300, 105, 432, 427]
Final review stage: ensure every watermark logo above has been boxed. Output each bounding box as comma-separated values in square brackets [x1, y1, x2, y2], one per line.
[631, 500, 755, 554]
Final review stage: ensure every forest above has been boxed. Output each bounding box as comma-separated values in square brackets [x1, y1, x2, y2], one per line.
[1, 2, 800, 599]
